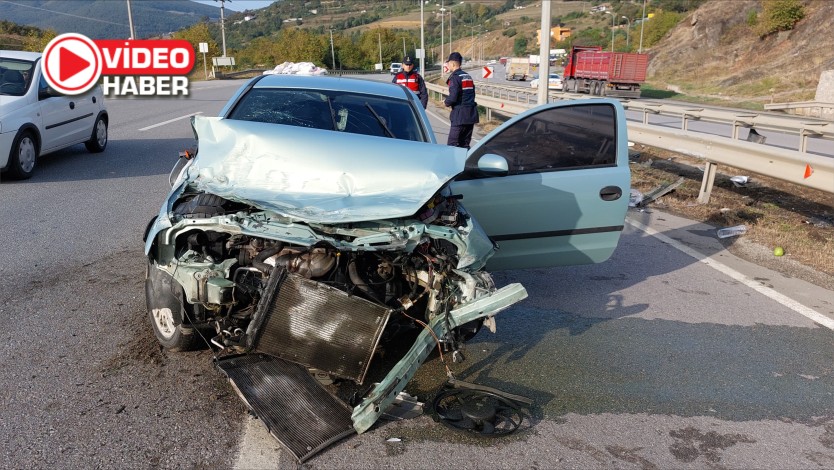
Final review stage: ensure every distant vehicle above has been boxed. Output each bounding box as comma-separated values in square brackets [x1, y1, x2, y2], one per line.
[389, 62, 402, 74]
[0, 50, 109, 180]
[499, 57, 508, 66]
[487, 59, 497, 65]
[562, 45, 648, 98]
[530, 73, 563, 90]
[505, 57, 529, 81]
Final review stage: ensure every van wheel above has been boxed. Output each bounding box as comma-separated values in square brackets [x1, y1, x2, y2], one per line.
[6, 131, 38, 180]
[85, 115, 108, 152]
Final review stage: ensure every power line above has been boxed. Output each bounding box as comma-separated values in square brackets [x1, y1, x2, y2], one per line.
[0, 0, 129, 27]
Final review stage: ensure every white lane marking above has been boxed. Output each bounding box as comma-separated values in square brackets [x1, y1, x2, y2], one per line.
[626, 218, 834, 330]
[425, 108, 480, 145]
[426, 108, 450, 126]
[139, 112, 202, 132]
[233, 416, 284, 469]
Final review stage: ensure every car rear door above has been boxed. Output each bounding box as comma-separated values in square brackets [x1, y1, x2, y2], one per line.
[449, 99, 630, 270]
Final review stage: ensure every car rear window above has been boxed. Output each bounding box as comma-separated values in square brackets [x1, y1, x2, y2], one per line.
[227, 87, 426, 142]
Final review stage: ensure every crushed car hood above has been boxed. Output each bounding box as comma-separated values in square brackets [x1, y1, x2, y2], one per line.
[183, 116, 468, 224]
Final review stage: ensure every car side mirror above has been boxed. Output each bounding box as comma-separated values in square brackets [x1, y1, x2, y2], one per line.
[476, 153, 509, 176]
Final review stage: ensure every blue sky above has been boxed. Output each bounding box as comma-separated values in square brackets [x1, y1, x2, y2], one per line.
[190, 0, 278, 12]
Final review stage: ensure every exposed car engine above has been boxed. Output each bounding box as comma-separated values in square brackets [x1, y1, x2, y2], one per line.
[146, 191, 496, 365]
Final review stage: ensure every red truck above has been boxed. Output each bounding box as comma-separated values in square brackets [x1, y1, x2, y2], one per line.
[562, 45, 648, 98]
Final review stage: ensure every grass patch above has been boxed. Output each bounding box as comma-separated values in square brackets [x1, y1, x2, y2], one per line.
[630, 146, 834, 280]
[639, 84, 680, 99]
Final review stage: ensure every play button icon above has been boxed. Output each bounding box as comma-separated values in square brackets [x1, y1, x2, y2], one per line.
[59, 46, 91, 82]
[42, 33, 102, 95]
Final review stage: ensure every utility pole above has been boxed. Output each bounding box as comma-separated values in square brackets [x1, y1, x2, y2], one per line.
[126, 0, 136, 39]
[403, 37, 406, 58]
[537, 0, 551, 105]
[639, 0, 647, 53]
[449, 8, 453, 56]
[470, 25, 474, 64]
[622, 17, 631, 49]
[378, 32, 382, 70]
[329, 29, 336, 71]
[605, 11, 615, 52]
[214, 0, 229, 57]
[440, 0, 445, 63]
[420, 1, 425, 73]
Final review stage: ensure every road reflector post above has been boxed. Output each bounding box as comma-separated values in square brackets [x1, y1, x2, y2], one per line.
[698, 161, 718, 204]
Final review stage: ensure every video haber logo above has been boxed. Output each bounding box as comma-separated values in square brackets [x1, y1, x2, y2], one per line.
[43, 33, 195, 97]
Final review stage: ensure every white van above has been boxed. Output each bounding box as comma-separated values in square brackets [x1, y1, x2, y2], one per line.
[389, 62, 402, 75]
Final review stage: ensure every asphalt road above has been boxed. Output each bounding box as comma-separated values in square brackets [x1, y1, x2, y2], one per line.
[1, 78, 833, 469]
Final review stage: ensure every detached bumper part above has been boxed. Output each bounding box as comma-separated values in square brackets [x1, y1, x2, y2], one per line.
[217, 267, 527, 462]
[352, 282, 528, 433]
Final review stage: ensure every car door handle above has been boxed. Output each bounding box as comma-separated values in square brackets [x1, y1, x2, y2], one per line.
[599, 186, 622, 201]
[69, 101, 75, 110]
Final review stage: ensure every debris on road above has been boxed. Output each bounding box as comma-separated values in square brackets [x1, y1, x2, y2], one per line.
[717, 225, 748, 238]
[633, 177, 686, 207]
[730, 176, 749, 187]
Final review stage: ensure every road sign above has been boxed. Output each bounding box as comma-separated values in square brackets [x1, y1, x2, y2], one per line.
[482, 66, 493, 79]
[199, 42, 208, 53]
[212, 56, 235, 66]
[443, 64, 449, 73]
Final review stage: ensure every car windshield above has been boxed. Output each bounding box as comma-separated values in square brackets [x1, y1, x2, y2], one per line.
[227, 87, 426, 142]
[0, 58, 36, 97]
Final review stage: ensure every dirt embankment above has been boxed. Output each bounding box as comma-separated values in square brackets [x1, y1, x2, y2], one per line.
[646, 0, 834, 103]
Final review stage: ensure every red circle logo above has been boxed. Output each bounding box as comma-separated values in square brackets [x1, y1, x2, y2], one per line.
[42, 33, 102, 95]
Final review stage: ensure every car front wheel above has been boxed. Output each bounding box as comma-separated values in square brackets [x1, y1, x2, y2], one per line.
[85, 115, 108, 153]
[6, 130, 38, 180]
[145, 261, 199, 351]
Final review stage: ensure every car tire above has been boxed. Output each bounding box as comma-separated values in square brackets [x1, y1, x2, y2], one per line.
[145, 260, 199, 351]
[6, 130, 38, 180]
[85, 115, 108, 153]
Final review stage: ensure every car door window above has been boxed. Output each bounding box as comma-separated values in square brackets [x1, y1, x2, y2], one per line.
[465, 103, 617, 176]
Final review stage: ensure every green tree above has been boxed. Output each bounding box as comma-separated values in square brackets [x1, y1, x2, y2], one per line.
[23, 28, 56, 52]
[513, 36, 528, 56]
[756, 0, 804, 36]
[640, 10, 683, 49]
[173, 22, 220, 64]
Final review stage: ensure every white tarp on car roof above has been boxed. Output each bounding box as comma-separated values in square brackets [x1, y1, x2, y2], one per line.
[263, 61, 328, 76]
[185, 116, 467, 223]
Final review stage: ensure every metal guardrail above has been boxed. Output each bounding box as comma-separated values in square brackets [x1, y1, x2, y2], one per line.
[426, 81, 834, 200]
[622, 100, 834, 153]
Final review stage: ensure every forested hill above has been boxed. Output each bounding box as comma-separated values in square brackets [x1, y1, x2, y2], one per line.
[0, 0, 220, 39]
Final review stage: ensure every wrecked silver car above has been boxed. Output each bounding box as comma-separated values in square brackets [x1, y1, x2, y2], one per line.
[143, 75, 630, 462]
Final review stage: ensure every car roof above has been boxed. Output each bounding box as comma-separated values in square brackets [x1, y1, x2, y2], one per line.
[0, 50, 42, 61]
[253, 74, 410, 100]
